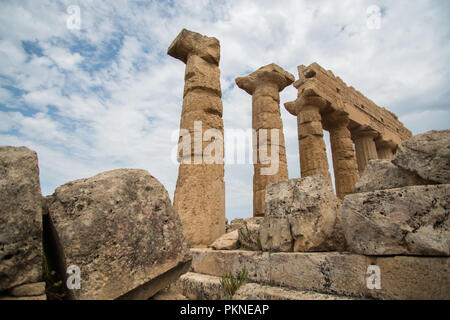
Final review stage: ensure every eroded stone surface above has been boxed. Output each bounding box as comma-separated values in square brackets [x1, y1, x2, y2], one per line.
[175, 272, 357, 300]
[8, 282, 45, 297]
[260, 175, 346, 252]
[393, 130, 450, 184]
[226, 217, 263, 233]
[46, 169, 191, 300]
[168, 28, 220, 65]
[238, 220, 262, 251]
[210, 230, 239, 250]
[354, 159, 428, 193]
[174, 272, 228, 300]
[189, 248, 450, 300]
[233, 282, 356, 300]
[343, 185, 450, 256]
[0, 146, 42, 291]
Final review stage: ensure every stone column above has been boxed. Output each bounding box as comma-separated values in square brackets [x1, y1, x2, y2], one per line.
[376, 139, 397, 160]
[168, 29, 225, 247]
[323, 112, 360, 199]
[285, 95, 332, 185]
[351, 125, 379, 174]
[236, 64, 293, 217]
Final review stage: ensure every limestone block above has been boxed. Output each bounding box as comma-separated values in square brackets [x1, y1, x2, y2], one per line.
[8, 282, 45, 297]
[238, 221, 262, 251]
[343, 185, 450, 256]
[354, 159, 428, 193]
[189, 249, 450, 299]
[0, 146, 43, 291]
[260, 175, 346, 252]
[393, 130, 450, 184]
[210, 230, 239, 250]
[46, 169, 191, 299]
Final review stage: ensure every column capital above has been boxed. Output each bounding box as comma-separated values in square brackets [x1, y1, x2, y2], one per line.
[167, 28, 220, 65]
[284, 95, 328, 116]
[351, 125, 379, 140]
[235, 63, 294, 96]
[322, 111, 350, 130]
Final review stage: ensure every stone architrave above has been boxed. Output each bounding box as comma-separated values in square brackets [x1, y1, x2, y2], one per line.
[168, 29, 226, 246]
[235, 63, 293, 217]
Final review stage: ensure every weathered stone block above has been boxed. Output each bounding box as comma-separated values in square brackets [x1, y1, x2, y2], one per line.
[210, 230, 239, 250]
[393, 130, 450, 184]
[189, 249, 450, 299]
[260, 175, 346, 252]
[46, 169, 191, 299]
[8, 282, 45, 297]
[190, 249, 271, 284]
[354, 159, 428, 193]
[0, 146, 43, 291]
[343, 185, 450, 256]
[238, 221, 262, 251]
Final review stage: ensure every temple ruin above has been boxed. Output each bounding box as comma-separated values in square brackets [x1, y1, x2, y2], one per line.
[285, 63, 412, 199]
[2, 27, 447, 302]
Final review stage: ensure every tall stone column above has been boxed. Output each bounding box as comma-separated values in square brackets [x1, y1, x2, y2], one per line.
[323, 112, 360, 199]
[351, 125, 379, 174]
[376, 139, 397, 160]
[285, 95, 332, 185]
[168, 29, 225, 247]
[236, 64, 293, 217]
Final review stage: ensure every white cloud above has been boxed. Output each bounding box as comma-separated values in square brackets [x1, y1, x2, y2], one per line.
[0, 0, 449, 222]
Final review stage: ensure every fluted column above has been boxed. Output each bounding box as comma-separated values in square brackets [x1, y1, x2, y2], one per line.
[351, 125, 379, 174]
[376, 139, 397, 160]
[236, 64, 293, 217]
[323, 112, 360, 199]
[168, 29, 225, 247]
[285, 95, 332, 185]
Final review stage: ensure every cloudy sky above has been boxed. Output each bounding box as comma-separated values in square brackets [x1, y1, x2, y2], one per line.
[1, 0, 449, 221]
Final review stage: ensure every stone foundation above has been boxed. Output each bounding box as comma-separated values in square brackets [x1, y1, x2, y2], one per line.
[187, 248, 450, 300]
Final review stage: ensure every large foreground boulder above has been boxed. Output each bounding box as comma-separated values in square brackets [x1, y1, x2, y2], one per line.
[392, 130, 450, 184]
[260, 175, 346, 252]
[354, 159, 428, 193]
[45, 169, 191, 300]
[343, 184, 450, 256]
[0, 146, 43, 291]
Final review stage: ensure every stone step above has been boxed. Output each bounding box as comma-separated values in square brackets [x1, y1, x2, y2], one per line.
[189, 248, 450, 300]
[174, 272, 355, 300]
